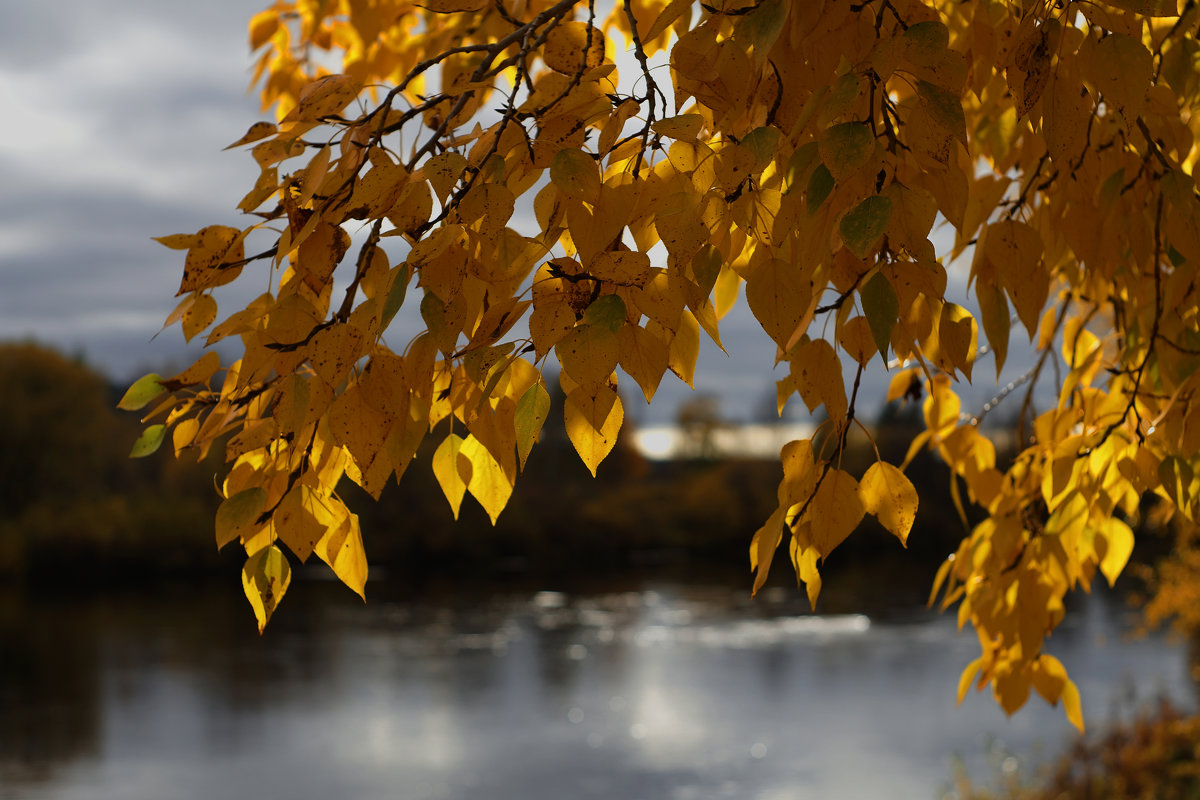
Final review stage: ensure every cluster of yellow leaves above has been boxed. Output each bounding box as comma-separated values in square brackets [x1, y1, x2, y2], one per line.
[127, 0, 1200, 727]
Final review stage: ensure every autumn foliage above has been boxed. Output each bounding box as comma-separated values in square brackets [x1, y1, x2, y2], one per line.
[122, 0, 1200, 728]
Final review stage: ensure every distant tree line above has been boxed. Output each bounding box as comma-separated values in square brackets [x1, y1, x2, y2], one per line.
[0, 341, 1165, 597]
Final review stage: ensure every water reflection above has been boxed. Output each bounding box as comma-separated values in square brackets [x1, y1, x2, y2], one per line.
[0, 576, 1193, 800]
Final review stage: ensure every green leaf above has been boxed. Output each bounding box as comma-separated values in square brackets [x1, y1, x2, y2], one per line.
[515, 382, 552, 470]
[977, 279, 1010, 379]
[819, 122, 874, 180]
[735, 0, 787, 57]
[806, 164, 835, 214]
[550, 148, 601, 201]
[581, 294, 626, 333]
[242, 544, 292, 634]
[692, 244, 723, 298]
[130, 424, 166, 458]
[118, 373, 165, 411]
[818, 73, 861, 126]
[379, 263, 410, 332]
[917, 80, 967, 145]
[783, 141, 820, 195]
[216, 487, 267, 550]
[741, 126, 782, 172]
[840, 195, 893, 258]
[859, 272, 898, 360]
[903, 20, 950, 66]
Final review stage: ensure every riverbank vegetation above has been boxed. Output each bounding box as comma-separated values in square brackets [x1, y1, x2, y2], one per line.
[954, 700, 1200, 800]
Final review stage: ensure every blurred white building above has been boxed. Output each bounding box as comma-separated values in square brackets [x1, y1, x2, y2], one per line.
[632, 422, 816, 461]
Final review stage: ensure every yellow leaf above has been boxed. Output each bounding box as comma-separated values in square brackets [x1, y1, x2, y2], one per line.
[668, 309, 700, 387]
[652, 114, 706, 141]
[598, 98, 642, 154]
[750, 505, 786, 593]
[746, 258, 813, 349]
[181, 294, 218, 343]
[515, 382, 551, 470]
[994, 665, 1031, 716]
[886, 368, 921, 404]
[808, 469, 865, 558]
[789, 527, 823, 610]
[837, 315, 876, 366]
[350, 161, 409, 219]
[1085, 33, 1153, 120]
[982, 220, 1045, 340]
[859, 462, 918, 546]
[248, 11, 278, 50]
[618, 323, 670, 403]
[529, 298, 576, 359]
[216, 487, 267, 551]
[224, 121, 277, 150]
[386, 181, 433, 236]
[296, 144, 332, 207]
[432, 433, 469, 519]
[1031, 653, 1067, 706]
[274, 484, 335, 563]
[938, 302, 977, 380]
[1063, 675, 1084, 733]
[288, 74, 362, 122]
[163, 351, 221, 389]
[564, 384, 624, 477]
[957, 658, 982, 704]
[1097, 517, 1134, 587]
[424, 152, 468, 202]
[316, 513, 368, 601]
[172, 417, 200, 456]
[179, 225, 245, 295]
[654, 191, 708, 259]
[636, 269, 687, 332]
[242, 544, 291, 634]
[460, 434, 514, 524]
[923, 375, 959, 438]
[777, 438, 818, 506]
[645, 0, 692, 43]
[714, 144, 757, 189]
[790, 339, 847, 422]
[557, 323, 620, 390]
[153, 232, 201, 250]
[308, 324, 365, 386]
[543, 22, 605, 75]
[590, 250, 652, 287]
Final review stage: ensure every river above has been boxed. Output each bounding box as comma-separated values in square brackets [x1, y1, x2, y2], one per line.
[1, 569, 1194, 799]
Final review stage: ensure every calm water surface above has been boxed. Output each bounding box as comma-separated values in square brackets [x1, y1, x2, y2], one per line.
[1, 571, 1194, 800]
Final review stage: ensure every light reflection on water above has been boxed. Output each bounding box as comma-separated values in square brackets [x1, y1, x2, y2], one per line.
[0, 576, 1194, 800]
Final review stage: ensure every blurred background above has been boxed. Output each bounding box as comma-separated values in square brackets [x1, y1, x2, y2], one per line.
[2, 341, 1197, 799]
[2, 2, 1199, 799]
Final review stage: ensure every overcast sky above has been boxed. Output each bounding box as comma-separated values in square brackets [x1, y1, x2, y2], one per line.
[0, 2, 1037, 426]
